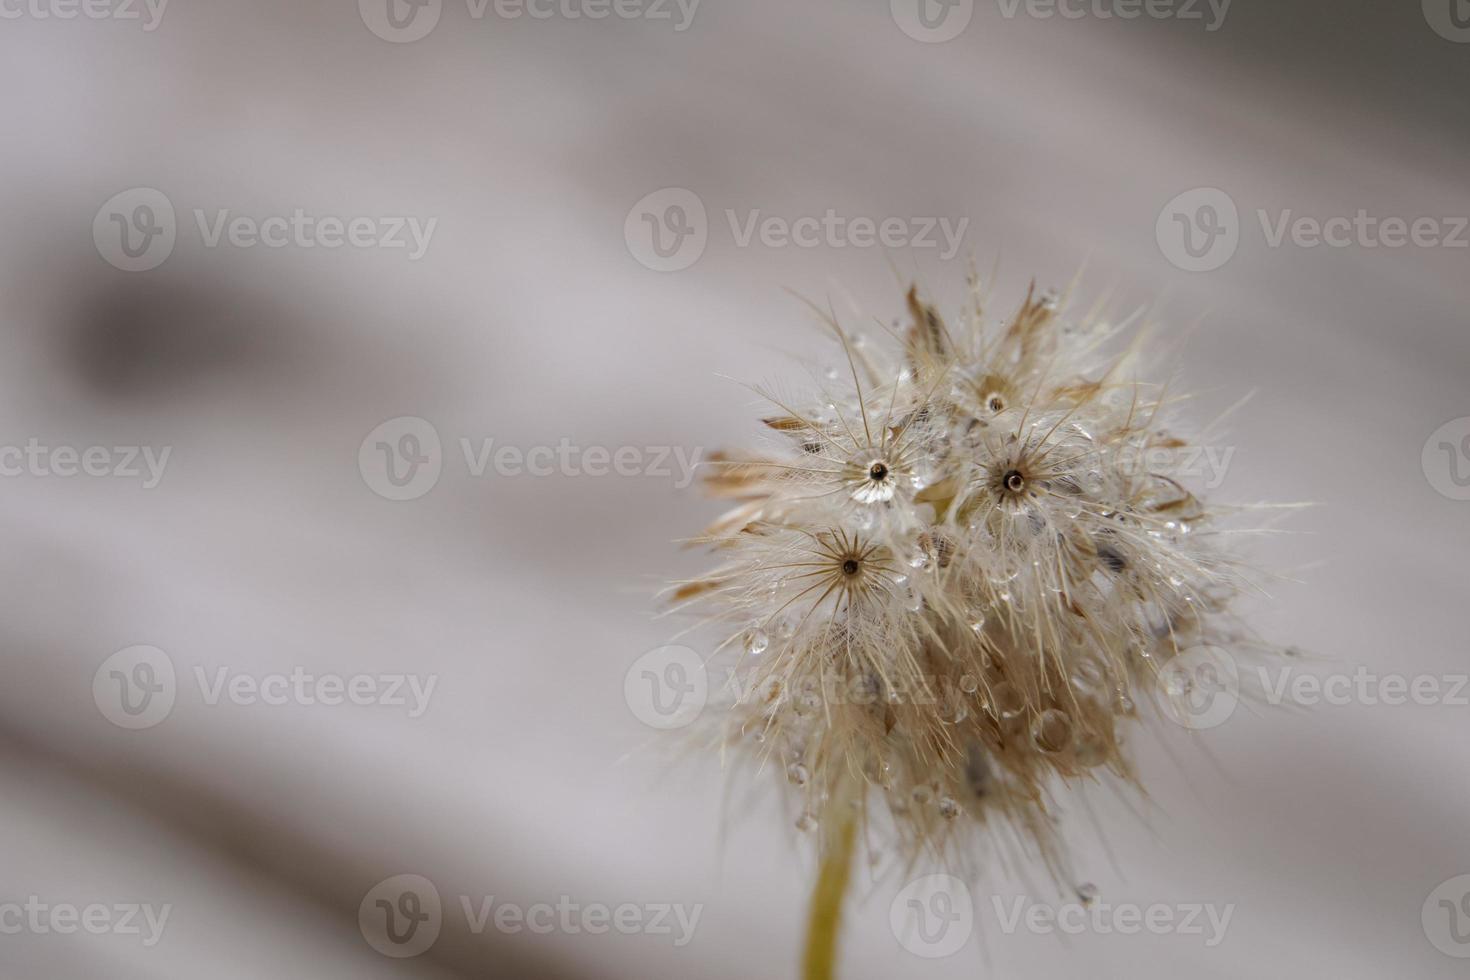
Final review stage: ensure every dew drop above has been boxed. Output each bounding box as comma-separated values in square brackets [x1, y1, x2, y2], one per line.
[968, 615, 987, 635]
[959, 673, 979, 694]
[745, 628, 770, 656]
[1075, 882, 1099, 908]
[937, 797, 960, 820]
[990, 681, 1025, 719]
[988, 561, 1020, 585]
[1032, 708, 1073, 753]
[786, 763, 809, 786]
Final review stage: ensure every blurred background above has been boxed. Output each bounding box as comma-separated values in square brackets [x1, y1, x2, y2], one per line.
[0, 0, 1466, 977]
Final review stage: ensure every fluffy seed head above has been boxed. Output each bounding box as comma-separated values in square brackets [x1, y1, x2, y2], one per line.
[669, 276, 1276, 879]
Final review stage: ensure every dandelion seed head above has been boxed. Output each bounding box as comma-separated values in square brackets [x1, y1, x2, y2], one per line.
[669, 278, 1280, 881]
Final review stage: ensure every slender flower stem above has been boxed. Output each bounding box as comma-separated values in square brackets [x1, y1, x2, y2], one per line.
[802, 798, 858, 980]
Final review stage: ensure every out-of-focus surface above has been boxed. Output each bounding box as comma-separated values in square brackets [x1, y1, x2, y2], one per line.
[0, 1, 1466, 977]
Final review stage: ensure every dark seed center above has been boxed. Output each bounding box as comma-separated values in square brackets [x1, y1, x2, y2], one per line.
[868, 462, 888, 481]
[842, 559, 860, 575]
[1004, 469, 1026, 493]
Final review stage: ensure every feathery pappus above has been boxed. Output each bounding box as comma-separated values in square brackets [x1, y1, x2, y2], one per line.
[667, 274, 1279, 894]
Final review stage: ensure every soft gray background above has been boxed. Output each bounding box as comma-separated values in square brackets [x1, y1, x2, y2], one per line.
[0, 1, 1466, 977]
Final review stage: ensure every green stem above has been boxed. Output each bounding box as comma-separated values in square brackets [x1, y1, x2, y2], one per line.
[802, 801, 858, 980]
